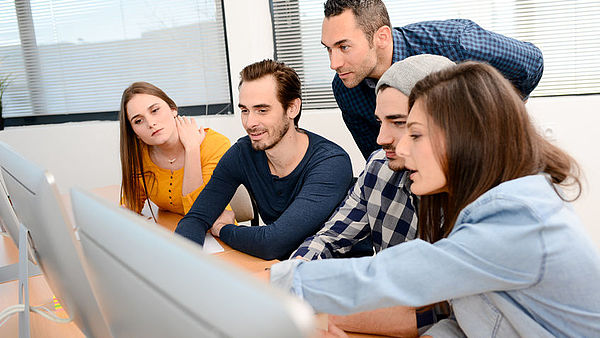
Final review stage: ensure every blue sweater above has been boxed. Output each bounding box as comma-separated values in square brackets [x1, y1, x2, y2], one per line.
[175, 130, 353, 260]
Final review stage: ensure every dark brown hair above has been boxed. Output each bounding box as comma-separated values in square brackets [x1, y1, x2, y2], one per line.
[239, 59, 302, 127]
[119, 82, 177, 217]
[324, 0, 391, 44]
[409, 61, 581, 243]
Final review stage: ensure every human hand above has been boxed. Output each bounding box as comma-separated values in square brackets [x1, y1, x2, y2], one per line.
[210, 209, 236, 237]
[175, 115, 206, 150]
[315, 321, 348, 338]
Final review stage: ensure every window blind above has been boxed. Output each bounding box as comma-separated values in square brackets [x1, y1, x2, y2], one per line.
[0, 0, 231, 120]
[271, 0, 600, 109]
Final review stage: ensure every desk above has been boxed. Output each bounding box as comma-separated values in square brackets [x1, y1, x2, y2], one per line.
[0, 186, 382, 337]
[91, 185, 277, 277]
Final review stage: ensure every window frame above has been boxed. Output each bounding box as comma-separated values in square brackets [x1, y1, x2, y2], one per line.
[0, 0, 234, 129]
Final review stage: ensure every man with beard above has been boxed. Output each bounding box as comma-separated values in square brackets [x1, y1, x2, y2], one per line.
[291, 54, 456, 336]
[322, 0, 544, 159]
[175, 59, 353, 261]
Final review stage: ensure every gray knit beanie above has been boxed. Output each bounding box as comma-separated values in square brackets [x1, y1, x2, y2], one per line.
[375, 54, 455, 96]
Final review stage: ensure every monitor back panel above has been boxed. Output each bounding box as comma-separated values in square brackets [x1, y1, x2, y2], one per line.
[72, 188, 314, 338]
[0, 142, 111, 337]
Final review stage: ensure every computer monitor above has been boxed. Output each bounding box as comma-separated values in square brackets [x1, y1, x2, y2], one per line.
[71, 187, 315, 338]
[0, 141, 111, 337]
[0, 172, 21, 244]
[0, 172, 40, 283]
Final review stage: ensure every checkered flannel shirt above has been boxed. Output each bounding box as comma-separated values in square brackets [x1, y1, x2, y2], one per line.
[333, 19, 545, 159]
[292, 149, 418, 260]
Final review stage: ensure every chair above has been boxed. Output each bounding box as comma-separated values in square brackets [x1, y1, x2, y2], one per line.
[229, 185, 259, 226]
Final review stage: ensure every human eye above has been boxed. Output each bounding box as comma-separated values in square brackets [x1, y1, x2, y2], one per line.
[133, 118, 143, 125]
[340, 45, 350, 51]
[393, 120, 406, 127]
[410, 133, 421, 140]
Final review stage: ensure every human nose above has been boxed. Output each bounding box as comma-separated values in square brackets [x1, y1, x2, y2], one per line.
[376, 123, 392, 146]
[244, 111, 259, 129]
[146, 115, 157, 128]
[329, 49, 342, 71]
[396, 133, 410, 158]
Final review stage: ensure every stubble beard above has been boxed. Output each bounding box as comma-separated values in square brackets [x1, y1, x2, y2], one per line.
[250, 116, 291, 151]
[340, 47, 378, 88]
[382, 145, 405, 171]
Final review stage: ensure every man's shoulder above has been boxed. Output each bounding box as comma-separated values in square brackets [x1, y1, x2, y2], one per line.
[305, 130, 349, 158]
[396, 19, 472, 31]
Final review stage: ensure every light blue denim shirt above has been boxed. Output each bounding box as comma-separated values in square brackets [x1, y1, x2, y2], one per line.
[271, 174, 600, 337]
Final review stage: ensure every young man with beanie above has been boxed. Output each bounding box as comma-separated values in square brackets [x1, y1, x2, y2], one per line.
[321, 0, 544, 159]
[291, 54, 455, 336]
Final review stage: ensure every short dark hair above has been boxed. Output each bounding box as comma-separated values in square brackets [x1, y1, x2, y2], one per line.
[324, 0, 391, 43]
[239, 59, 302, 127]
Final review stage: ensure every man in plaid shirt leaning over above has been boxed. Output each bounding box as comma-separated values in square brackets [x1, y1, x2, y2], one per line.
[291, 54, 456, 337]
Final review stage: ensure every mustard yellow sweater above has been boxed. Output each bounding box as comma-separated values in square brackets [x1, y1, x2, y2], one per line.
[132, 128, 230, 215]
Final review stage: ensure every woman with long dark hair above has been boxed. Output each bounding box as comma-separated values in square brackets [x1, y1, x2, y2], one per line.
[270, 62, 600, 336]
[119, 82, 231, 217]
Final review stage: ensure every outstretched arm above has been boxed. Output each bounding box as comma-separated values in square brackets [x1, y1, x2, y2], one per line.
[217, 152, 353, 260]
[175, 144, 241, 245]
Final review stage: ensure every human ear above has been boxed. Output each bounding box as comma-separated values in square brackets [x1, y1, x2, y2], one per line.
[286, 98, 302, 119]
[374, 26, 392, 49]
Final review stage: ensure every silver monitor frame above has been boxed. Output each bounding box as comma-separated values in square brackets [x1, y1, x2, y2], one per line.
[71, 187, 315, 338]
[0, 141, 111, 337]
[0, 171, 41, 283]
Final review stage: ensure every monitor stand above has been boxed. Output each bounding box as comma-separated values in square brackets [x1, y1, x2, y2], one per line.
[16, 223, 34, 338]
[0, 229, 41, 284]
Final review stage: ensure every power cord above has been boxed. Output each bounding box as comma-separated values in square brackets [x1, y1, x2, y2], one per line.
[0, 304, 72, 327]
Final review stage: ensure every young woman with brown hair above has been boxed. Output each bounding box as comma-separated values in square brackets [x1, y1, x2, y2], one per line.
[119, 82, 231, 217]
[269, 62, 600, 336]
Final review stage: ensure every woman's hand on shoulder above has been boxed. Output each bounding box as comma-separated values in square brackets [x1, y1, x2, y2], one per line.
[175, 115, 206, 150]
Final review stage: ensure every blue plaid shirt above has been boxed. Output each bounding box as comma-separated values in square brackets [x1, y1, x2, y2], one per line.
[333, 19, 545, 159]
[292, 149, 418, 259]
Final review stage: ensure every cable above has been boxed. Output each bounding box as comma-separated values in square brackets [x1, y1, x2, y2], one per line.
[0, 304, 25, 327]
[0, 304, 73, 327]
[31, 305, 72, 324]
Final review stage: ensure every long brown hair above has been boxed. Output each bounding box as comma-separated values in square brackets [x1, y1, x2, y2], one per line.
[119, 82, 178, 216]
[409, 62, 581, 243]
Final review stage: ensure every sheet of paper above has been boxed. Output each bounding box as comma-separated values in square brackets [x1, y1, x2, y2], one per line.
[202, 233, 224, 254]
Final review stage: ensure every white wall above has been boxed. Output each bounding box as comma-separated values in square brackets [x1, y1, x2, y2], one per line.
[0, 0, 597, 247]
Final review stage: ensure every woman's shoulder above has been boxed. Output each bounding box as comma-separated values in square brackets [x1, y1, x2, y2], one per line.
[202, 128, 231, 147]
[458, 174, 565, 226]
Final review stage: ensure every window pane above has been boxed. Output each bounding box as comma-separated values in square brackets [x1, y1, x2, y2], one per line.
[272, 0, 600, 110]
[0, 0, 231, 119]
